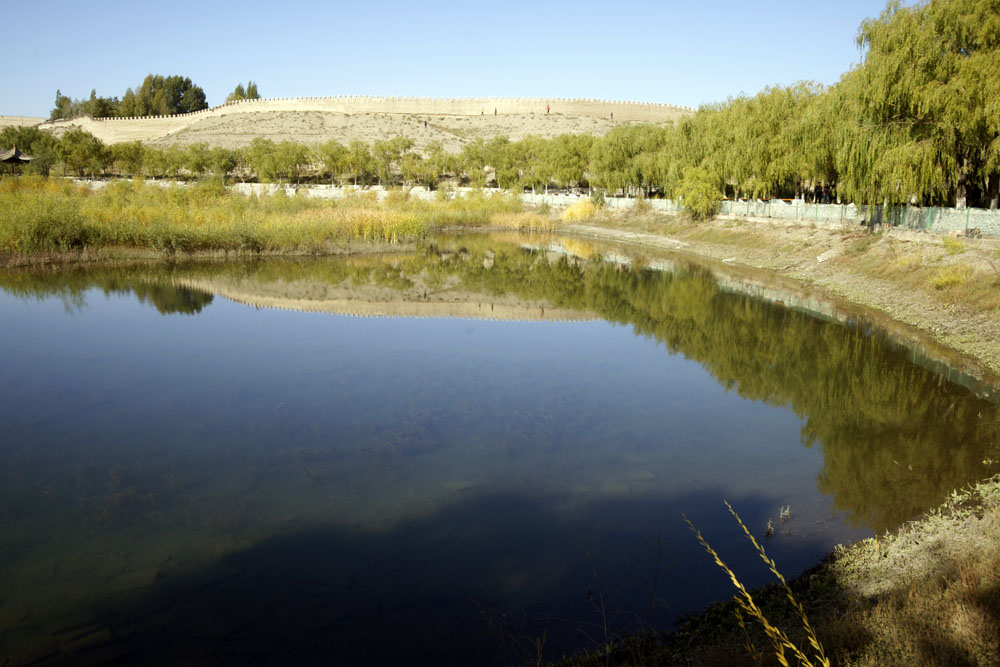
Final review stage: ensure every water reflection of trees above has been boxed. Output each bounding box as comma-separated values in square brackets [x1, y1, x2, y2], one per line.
[0, 265, 214, 315]
[443, 243, 1000, 533]
[2, 243, 998, 532]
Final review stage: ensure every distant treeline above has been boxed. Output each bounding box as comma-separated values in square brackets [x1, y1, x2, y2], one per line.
[14, 0, 1000, 208]
[48, 76, 260, 120]
[1, 125, 601, 193]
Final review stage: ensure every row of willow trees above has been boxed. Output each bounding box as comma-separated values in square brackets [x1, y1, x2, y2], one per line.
[0, 125, 602, 192]
[9, 0, 1000, 208]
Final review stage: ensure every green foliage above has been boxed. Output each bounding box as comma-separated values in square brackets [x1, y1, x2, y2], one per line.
[588, 124, 670, 196]
[344, 140, 373, 186]
[372, 136, 414, 185]
[460, 138, 489, 187]
[0, 126, 60, 175]
[548, 133, 594, 189]
[51, 74, 208, 119]
[677, 167, 722, 220]
[110, 141, 145, 176]
[49, 89, 119, 120]
[130, 74, 207, 116]
[226, 81, 261, 103]
[837, 0, 1000, 207]
[315, 139, 348, 185]
[59, 128, 110, 177]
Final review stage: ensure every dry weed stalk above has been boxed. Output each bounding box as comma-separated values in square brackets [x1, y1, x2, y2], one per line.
[685, 501, 830, 667]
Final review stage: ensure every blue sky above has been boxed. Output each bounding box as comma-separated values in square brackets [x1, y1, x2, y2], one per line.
[3, 0, 889, 117]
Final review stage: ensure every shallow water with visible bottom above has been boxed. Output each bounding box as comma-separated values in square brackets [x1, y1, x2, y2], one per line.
[1, 235, 998, 665]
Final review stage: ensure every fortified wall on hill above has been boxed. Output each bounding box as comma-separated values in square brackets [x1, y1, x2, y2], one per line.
[30, 95, 692, 145]
[91, 95, 693, 123]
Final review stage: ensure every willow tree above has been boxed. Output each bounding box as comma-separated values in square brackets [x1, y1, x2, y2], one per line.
[545, 133, 593, 189]
[423, 140, 455, 187]
[717, 85, 818, 199]
[588, 124, 669, 196]
[792, 83, 841, 195]
[110, 141, 146, 177]
[460, 138, 489, 187]
[515, 135, 552, 193]
[484, 136, 521, 190]
[59, 128, 109, 177]
[839, 0, 1000, 207]
[315, 139, 348, 185]
[344, 140, 373, 186]
[372, 136, 414, 186]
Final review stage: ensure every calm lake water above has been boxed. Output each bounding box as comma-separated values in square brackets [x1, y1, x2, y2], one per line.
[2, 234, 998, 665]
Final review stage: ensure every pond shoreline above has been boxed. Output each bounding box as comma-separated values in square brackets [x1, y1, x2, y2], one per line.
[553, 214, 1000, 665]
[566, 216, 1000, 379]
[4, 212, 999, 664]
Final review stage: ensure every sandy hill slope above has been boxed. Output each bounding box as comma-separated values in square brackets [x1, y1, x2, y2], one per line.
[7, 96, 692, 150]
[143, 110, 622, 151]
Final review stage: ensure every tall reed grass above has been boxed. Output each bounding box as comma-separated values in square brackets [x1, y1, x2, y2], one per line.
[0, 177, 539, 257]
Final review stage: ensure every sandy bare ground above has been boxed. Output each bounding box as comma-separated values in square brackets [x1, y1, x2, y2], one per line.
[40, 110, 621, 151]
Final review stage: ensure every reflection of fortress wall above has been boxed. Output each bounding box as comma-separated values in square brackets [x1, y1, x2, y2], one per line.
[39, 96, 692, 144]
[172, 277, 596, 324]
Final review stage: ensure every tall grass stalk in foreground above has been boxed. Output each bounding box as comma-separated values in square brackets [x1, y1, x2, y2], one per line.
[685, 502, 830, 667]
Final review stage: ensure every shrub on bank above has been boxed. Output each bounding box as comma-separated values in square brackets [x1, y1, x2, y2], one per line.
[562, 199, 601, 222]
[678, 167, 722, 221]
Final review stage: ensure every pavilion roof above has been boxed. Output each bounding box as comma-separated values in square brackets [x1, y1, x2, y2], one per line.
[0, 147, 33, 163]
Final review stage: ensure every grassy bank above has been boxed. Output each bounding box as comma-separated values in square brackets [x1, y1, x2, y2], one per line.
[0, 176, 552, 261]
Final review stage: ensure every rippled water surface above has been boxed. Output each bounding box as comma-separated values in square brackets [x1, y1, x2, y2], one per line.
[2, 234, 998, 665]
